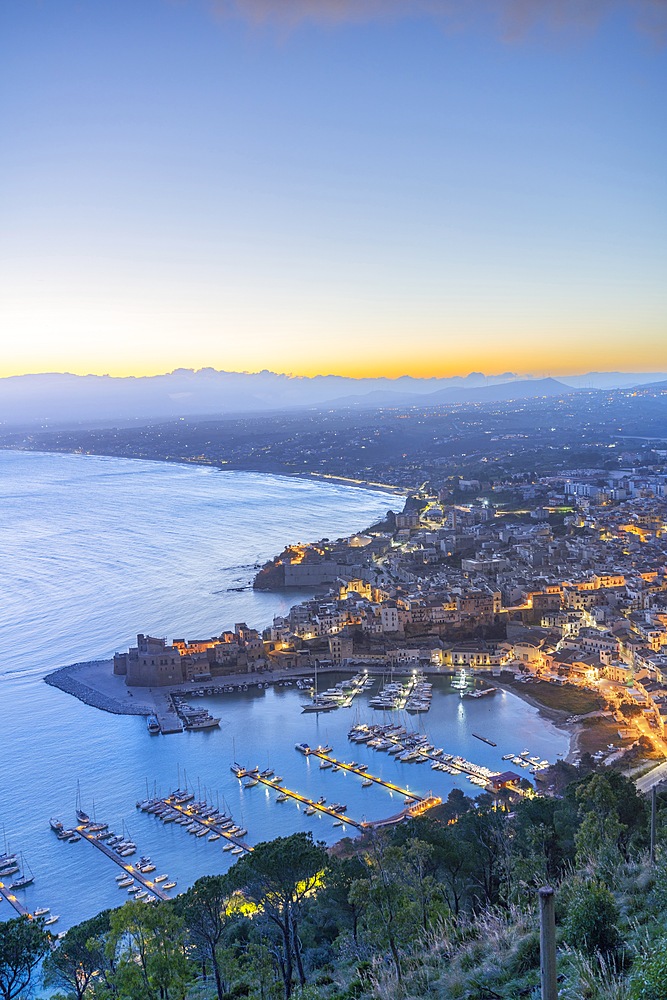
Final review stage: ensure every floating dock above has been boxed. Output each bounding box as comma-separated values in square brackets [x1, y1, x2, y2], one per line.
[234, 767, 364, 829]
[299, 745, 425, 803]
[0, 879, 30, 917]
[76, 826, 170, 901]
[348, 725, 495, 787]
[145, 796, 252, 854]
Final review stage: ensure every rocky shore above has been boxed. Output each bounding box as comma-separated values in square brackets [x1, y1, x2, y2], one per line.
[44, 659, 155, 716]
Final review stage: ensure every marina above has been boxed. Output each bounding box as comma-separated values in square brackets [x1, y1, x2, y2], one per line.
[0, 451, 568, 929]
[296, 742, 428, 804]
[76, 823, 171, 901]
[138, 792, 252, 854]
[232, 764, 365, 829]
[348, 723, 507, 789]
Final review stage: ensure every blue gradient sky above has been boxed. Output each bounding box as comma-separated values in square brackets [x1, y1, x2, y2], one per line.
[1, 0, 665, 378]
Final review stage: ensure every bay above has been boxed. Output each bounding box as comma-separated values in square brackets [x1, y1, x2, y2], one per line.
[0, 450, 568, 930]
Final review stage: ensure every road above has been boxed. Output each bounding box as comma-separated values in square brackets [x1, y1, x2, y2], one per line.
[635, 760, 667, 795]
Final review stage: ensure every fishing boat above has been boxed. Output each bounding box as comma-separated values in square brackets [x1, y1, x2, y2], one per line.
[10, 854, 35, 890]
[49, 818, 64, 833]
[146, 715, 161, 735]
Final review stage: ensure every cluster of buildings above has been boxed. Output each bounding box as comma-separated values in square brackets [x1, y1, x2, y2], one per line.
[113, 473, 667, 738]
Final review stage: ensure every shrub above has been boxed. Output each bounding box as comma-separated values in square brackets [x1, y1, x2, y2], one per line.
[563, 879, 620, 957]
[510, 931, 541, 976]
[629, 939, 667, 1000]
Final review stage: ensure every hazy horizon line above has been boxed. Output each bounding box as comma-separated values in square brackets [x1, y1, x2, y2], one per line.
[2, 366, 667, 382]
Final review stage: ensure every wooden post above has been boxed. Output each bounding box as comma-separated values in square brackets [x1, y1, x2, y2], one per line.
[650, 785, 657, 865]
[539, 886, 557, 1000]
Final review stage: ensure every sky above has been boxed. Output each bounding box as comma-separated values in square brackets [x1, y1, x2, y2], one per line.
[1, 0, 666, 380]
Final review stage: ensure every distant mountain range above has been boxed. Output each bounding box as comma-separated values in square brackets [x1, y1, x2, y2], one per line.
[0, 368, 665, 427]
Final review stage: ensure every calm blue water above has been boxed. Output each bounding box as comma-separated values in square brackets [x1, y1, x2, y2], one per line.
[0, 450, 568, 930]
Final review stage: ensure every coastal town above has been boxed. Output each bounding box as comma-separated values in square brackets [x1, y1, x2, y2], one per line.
[102, 462, 667, 784]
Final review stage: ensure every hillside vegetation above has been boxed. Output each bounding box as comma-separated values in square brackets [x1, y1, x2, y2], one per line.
[3, 769, 667, 1000]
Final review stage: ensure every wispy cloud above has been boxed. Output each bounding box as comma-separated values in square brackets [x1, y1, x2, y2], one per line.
[205, 0, 667, 41]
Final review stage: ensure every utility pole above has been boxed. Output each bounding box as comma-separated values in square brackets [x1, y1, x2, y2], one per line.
[539, 886, 557, 1000]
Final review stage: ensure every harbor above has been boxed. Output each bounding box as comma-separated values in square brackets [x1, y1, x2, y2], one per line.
[296, 742, 428, 803]
[138, 791, 252, 855]
[232, 764, 365, 829]
[76, 824, 171, 902]
[0, 662, 567, 930]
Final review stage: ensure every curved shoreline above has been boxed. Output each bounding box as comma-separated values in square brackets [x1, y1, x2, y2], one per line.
[45, 660, 574, 767]
[0, 446, 405, 498]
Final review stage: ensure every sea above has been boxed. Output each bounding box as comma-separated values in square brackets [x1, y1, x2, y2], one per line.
[0, 449, 568, 930]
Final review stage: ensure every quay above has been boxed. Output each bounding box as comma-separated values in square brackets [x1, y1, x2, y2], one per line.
[233, 767, 364, 829]
[0, 879, 30, 917]
[149, 796, 253, 854]
[299, 744, 425, 803]
[76, 826, 170, 901]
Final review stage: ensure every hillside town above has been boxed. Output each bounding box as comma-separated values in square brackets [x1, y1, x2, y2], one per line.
[113, 467, 667, 751]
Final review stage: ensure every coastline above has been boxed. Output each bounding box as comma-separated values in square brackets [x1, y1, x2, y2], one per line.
[44, 660, 155, 716]
[48, 659, 576, 767]
[0, 446, 406, 498]
[491, 679, 579, 761]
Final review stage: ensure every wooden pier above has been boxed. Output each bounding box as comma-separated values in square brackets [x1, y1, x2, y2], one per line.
[0, 879, 30, 917]
[234, 769, 364, 829]
[76, 826, 171, 901]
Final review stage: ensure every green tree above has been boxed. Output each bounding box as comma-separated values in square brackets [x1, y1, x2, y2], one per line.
[230, 833, 329, 1000]
[575, 774, 626, 867]
[349, 838, 416, 984]
[309, 856, 367, 945]
[106, 901, 191, 1000]
[0, 915, 50, 1000]
[179, 874, 236, 1000]
[42, 911, 111, 1000]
